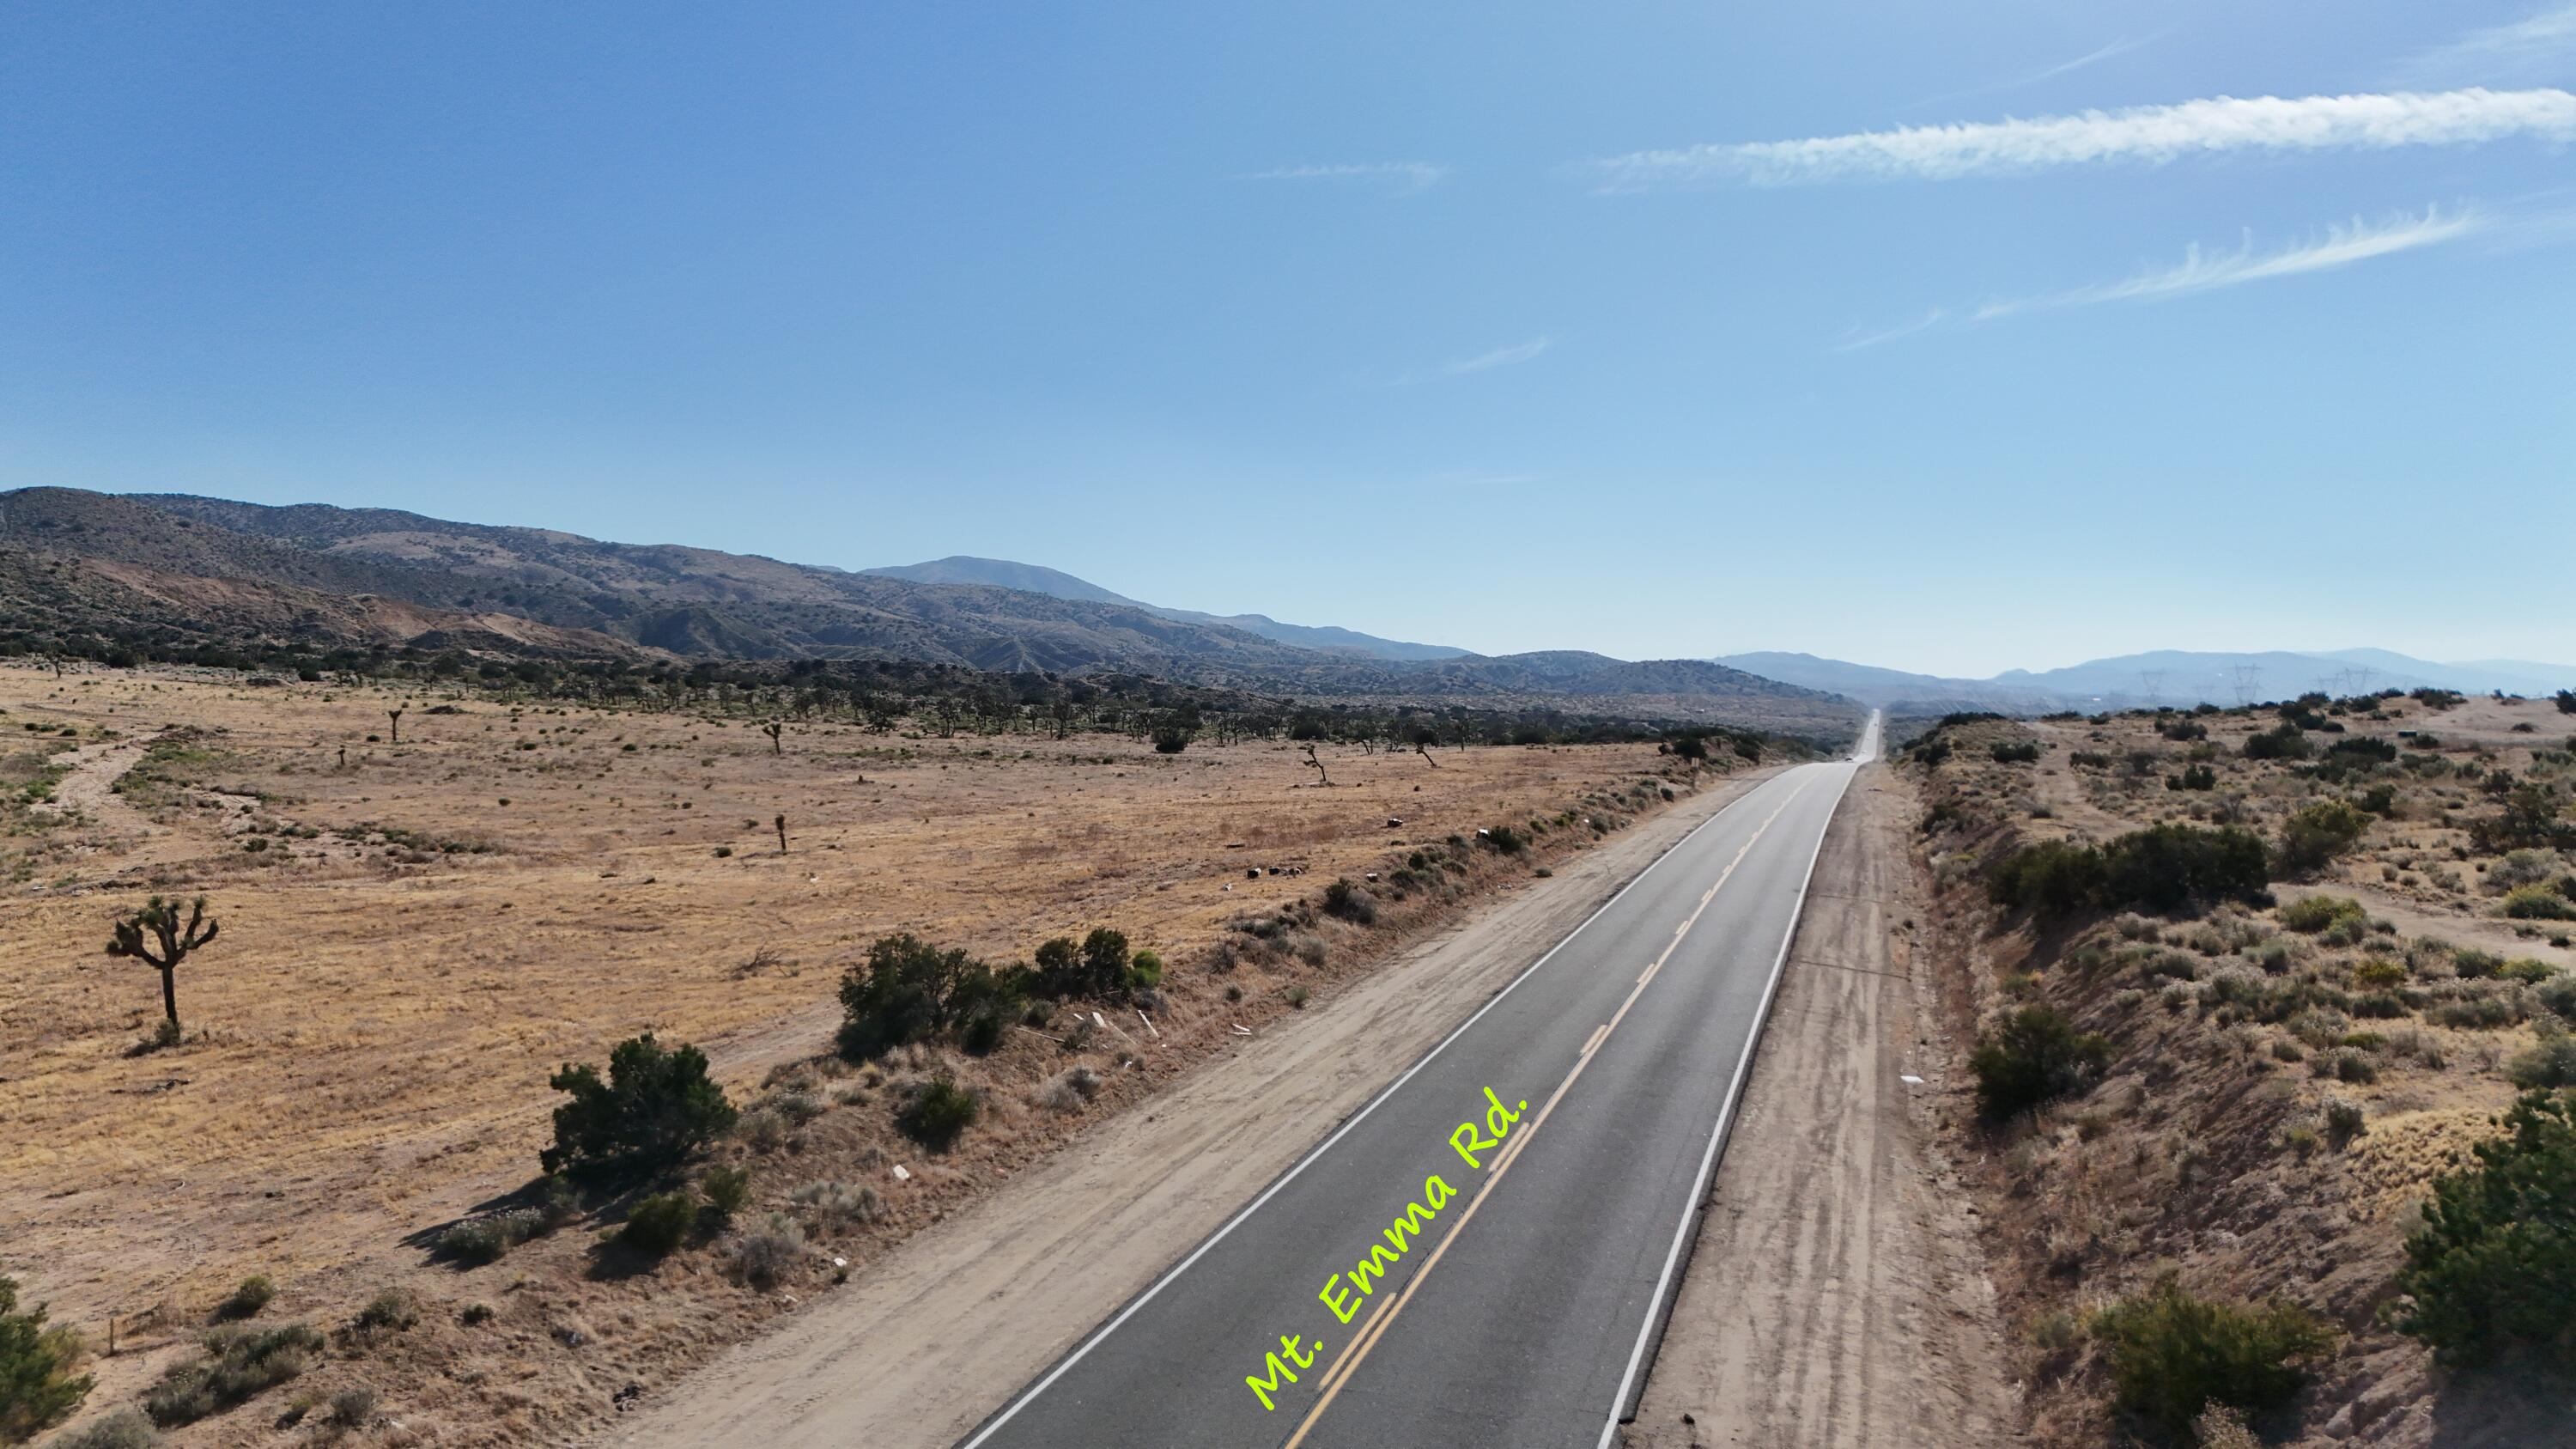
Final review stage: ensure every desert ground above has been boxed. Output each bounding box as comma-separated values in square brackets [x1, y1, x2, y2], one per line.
[0, 661, 1736, 1444]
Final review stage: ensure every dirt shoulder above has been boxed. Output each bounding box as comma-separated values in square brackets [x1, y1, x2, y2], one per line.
[599, 767, 1785, 1449]
[1621, 764, 2016, 1449]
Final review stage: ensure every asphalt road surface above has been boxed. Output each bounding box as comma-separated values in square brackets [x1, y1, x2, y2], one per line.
[958, 714, 1880, 1449]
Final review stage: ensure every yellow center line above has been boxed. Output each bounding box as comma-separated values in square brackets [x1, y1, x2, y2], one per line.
[1279, 778, 1814, 1447]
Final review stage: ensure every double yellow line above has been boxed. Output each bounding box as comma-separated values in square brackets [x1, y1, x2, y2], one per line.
[1279, 779, 1812, 1447]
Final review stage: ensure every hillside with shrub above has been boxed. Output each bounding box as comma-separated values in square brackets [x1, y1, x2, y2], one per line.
[1902, 694, 2576, 1445]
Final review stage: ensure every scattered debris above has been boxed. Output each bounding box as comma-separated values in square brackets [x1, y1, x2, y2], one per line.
[890, 1164, 911, 1182]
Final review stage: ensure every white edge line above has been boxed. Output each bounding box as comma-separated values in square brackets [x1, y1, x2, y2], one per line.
[952, 766, 1801, 1449]
[1594, 744, 1868, 1447]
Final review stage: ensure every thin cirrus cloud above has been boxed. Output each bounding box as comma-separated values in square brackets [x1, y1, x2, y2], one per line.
[1975, 207, 2479, 318]
[1907, 33, 2161, 110]
[1595, 88, 2576, 188]
[1234, 161, 1449, 195]
[1837, 209, 2477, 348]
[1388, 338, 1553, 385]
[2399, 3, 2576, 87]
[1832, 308, 1950, 352]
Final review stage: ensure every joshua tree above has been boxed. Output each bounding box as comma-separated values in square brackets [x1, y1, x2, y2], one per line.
[387, 706, 404, 744]
[775, 813, 787, 852]
[762, 721, 784, 755]
[106, 895, 219, 1030]
[1302, 743, 1331, 788]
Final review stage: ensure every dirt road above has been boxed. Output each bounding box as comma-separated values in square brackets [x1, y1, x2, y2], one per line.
[600, 768, 1788, 1449]
[1620, 766, 2015, 1448]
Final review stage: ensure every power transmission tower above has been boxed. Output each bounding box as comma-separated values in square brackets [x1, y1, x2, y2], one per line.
[2138, 670, 2167, 709]
[2230, 665, 2262, 708]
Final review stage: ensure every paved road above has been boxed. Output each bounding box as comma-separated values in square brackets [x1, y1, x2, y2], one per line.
[959, 715, 1880, 1449]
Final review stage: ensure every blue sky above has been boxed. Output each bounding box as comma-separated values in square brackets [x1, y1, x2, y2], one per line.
[2, 1, 2571, 677]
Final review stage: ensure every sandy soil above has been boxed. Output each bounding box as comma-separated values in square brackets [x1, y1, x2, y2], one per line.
[598, 767, 1784, 1449]
[1620, 765, 2016, 1449]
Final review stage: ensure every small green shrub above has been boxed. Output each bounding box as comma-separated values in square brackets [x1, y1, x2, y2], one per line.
[2280, 894, 2365, 934]
[1990, 740, 2041, 764]
[2093, 1274, 2333, 1434]
[1984, 839, 2108, 920]
[1321, 880, 1377, 925]
[2166, 764, 2217, 792]
[2506, 1036, 2576, 1089]
[728, 1212, 805, 1286]
[1969, 1006, 2110, 1118]
[349, 1288, 416, 1337]
[701, 1164, 752, 1220]
[898, 1075, 979, 1152]
[618, 1192, 700, 1257]
[328, 1386, 376, 1427]
[542, 1034, 737, 1181]
[1483, 825, 1527, 855]
[216, 1275, 275, 1320]
[2398, 1088, 2576, 1362]
[2100, 825, 2269, 912]
[1, 1276, 90, 1442]
[143, 1324, 324, 1427]
[40, 1408, 163, 1448]
[2501, 886, 2576, 921]
[2276, 799, 2372, 876]
[789, 1179, 881, 1226]
[2243, 725, 2312, 761]
[438, 1219, 515, 1265]
[2453, 947, 2506, 978]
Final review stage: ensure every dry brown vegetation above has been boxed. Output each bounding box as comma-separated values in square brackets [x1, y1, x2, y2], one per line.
[1905, 694, 2576, 1446]
[0, 661, 1741, 1445]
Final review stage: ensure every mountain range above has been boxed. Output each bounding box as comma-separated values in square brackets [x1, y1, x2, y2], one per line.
[1716, 648, 2576, 711]
[0, 488, 1857, 734]
[862, 556, 1467, 661]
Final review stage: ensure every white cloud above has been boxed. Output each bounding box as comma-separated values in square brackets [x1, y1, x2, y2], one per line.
[1439, 338, 1551, 374]
[1832, 308, 1950, 351]
[1833, 210, 2482, 348]
[1236, 161, 1449, 195]
[1595, 88, 2576, 188]
[1388, 338, 1552, 385]
[2401, 4, 2576, 87]
[1974, 207, 2478, 318]
[2024, 34, 2154, 84]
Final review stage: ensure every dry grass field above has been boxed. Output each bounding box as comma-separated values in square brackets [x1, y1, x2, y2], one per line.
[0, 661, 1730, 1444]
[1906, 694, 2576, 1446]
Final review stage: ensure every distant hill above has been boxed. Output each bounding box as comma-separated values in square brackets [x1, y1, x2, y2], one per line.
[1717, 648, 2576, 711]
[864, 555, 1469, 662]
[0, 488, 1862, 734]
